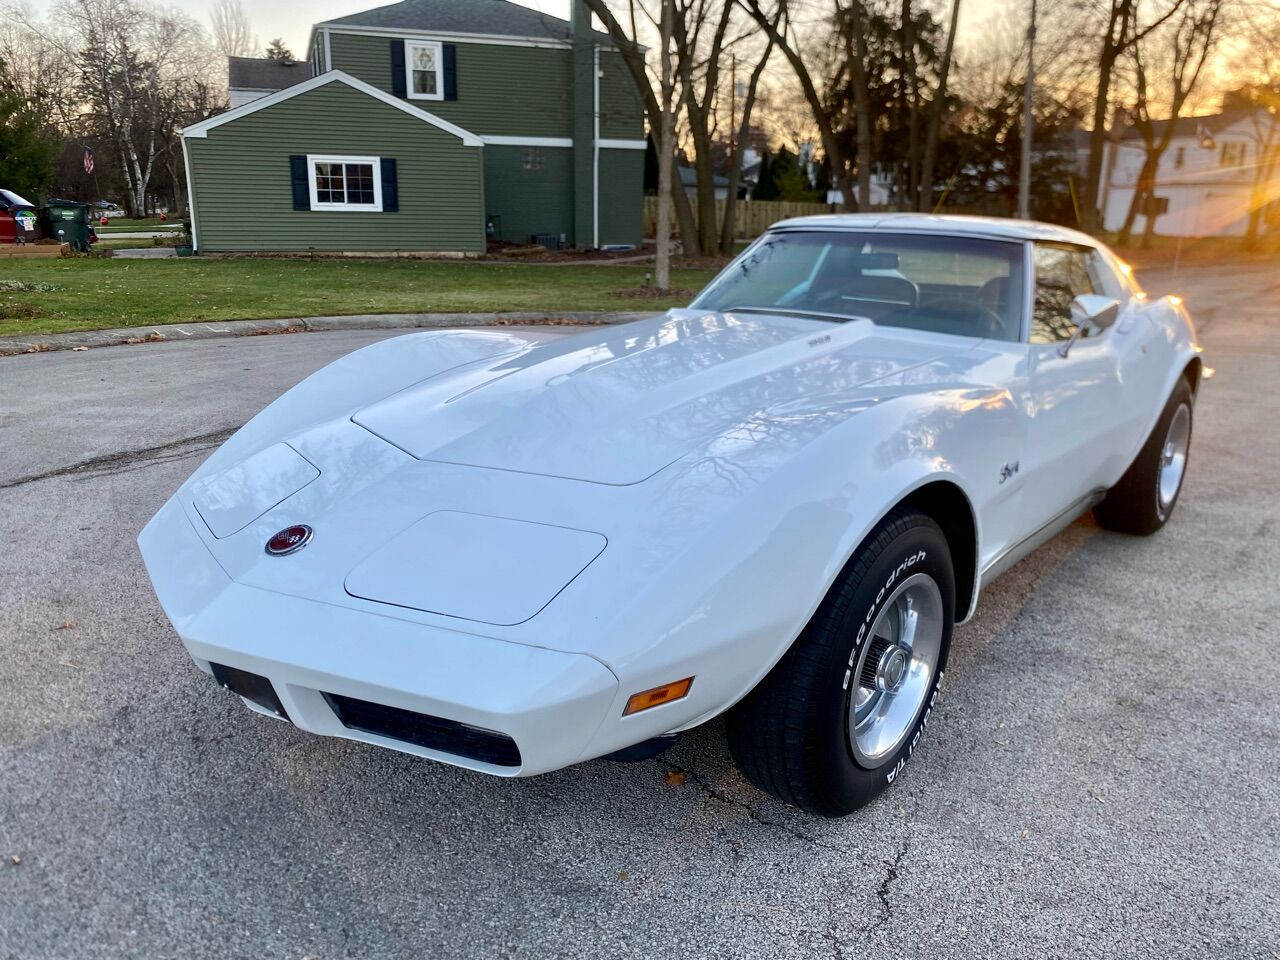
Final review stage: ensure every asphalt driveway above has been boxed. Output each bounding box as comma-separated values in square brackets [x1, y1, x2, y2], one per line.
[1, 267, 1277, 959]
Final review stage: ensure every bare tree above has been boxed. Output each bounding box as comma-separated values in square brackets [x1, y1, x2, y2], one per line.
[1116, 0, 1224, 247]
[1080, 0, 1189, 231]
[583, 0, 702, 253]
[652, 0, 678, 290]
[1229, 9, 1280, 246]
[210, 0, 256, 60]
[741, 0, 858, 208]
[720, 28, 773, 251]
[30, 0, 221, 216]
[917, 0, 961, 212]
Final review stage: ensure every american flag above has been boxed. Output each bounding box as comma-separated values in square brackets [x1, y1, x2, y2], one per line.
[83, 146, 95, 175]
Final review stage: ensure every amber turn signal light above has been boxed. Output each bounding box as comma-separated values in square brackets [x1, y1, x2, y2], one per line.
[623, 677, 694, 716]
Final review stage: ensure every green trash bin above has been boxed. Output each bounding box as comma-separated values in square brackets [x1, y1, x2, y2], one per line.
[40, 200, 92, 253]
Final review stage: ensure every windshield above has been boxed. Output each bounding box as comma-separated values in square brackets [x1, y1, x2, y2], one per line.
[691, 230, 1026, 341]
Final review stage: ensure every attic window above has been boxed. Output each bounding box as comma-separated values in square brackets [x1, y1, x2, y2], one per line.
[407, 39, 443, 100]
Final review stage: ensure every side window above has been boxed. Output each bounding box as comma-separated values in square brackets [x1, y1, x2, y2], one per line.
[1032, 244, 1095, 343]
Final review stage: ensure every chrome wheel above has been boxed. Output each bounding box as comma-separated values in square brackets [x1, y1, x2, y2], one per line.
[848, 573, 944, 768]
[1157, 403, 1191, 515]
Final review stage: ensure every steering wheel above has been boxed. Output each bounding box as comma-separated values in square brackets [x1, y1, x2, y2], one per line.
[911, 295, 1006, 339]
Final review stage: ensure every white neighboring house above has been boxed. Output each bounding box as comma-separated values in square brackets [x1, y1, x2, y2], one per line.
[1102, 108, 1280, 238]
[227, 56, 310, 108]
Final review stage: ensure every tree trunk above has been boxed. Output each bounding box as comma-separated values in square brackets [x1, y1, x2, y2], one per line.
[846, 0, 873, 209]
[581, 0, 701, 255]
[918, 0, 960, 212]
[720, 34, 773, 253]
[655, 0, 674, 291]
[743, 1, 856, 208]
[902, 0, 921, 208]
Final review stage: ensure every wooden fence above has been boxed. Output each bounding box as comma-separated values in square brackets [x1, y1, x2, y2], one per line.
[642, 197, 834, 240]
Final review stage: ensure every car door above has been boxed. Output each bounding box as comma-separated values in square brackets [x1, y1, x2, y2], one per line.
[1019, 242, 1128, 535]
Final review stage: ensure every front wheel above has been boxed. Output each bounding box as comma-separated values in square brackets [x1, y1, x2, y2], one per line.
[726, 508, 954, 817]
[1095, 377, 1193, 536]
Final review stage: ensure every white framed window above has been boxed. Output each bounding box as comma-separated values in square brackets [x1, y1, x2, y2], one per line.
[307, 155, 382, 211]
[406, 40, 443, 100]
[1220, 141, 1246, 167]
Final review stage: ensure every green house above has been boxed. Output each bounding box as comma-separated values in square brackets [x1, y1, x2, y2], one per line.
[182, 0, 646, 255]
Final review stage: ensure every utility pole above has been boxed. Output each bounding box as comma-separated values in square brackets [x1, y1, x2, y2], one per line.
[1017, 0, 1037, 220]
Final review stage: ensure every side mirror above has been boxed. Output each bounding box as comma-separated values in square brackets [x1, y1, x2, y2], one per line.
[1059, 294, 1121, 357]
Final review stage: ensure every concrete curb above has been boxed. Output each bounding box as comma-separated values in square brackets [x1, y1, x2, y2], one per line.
[0, 310, 658, 357]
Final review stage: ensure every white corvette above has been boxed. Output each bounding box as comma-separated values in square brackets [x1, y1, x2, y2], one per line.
[139, 215, 1201, 816]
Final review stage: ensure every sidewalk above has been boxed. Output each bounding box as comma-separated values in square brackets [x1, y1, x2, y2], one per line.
[0, 310, 656, 357]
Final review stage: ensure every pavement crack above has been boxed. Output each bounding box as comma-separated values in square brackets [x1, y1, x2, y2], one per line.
[664, 763, 851, 853]
[871, 839, 909, 931]
[0, 427, 238, 489]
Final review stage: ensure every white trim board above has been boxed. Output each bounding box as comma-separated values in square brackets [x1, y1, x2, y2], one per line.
[480, 137, 646, 150]
[181, 137, 198, 252]
[307, 154, 383, 211]
[482, 136, 573, 148]
[317, 24, 572, 50]
[316, 23, 646, 53]
[181, 70, 484, 146]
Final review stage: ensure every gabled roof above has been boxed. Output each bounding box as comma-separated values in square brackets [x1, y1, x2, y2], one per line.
[1116, 109, 1253, 142]
[228, 56, 310, 91]
[678, 165, 728, 189]
[319, 0, 611, 44]
[183, 70, 484, 145]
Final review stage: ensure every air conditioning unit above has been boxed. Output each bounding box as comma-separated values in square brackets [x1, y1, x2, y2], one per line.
[532, 233, 560, 251]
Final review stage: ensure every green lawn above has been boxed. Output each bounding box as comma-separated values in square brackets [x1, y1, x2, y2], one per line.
[0, 258, 714, 336]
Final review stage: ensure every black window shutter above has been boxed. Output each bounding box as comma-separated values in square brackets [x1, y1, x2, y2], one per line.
[289, 155, 310, 210]
[390, 39, 407, 98]
[380, 159, 399, 212]
[443, 43, 457, 100]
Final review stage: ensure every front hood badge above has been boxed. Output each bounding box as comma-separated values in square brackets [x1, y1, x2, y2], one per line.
[265, 524, 313, 556]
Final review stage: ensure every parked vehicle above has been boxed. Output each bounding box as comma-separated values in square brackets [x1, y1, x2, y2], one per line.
[139, 214, 1201, 816]
[0, 189, 39, 244]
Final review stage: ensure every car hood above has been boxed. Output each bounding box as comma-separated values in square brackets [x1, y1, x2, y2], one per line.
[352, 310, 962, 486]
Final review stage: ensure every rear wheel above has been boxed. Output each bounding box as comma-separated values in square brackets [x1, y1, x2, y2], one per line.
[1095, 378, 1193, 536]
[726, 508, 954, 817]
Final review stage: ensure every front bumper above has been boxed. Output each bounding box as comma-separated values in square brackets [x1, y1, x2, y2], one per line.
[139, 498, 620, 776]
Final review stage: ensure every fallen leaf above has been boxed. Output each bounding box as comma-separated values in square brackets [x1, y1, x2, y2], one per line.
[663, 769, 686, 787]
[618, 871, 630, 882]
[9, 855, 19, 866]
[55, 620, 76, 630]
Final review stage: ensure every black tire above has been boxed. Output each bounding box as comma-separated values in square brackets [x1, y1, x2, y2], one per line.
[726, 508, 955, 817]
[1094, 377, 1193, 536]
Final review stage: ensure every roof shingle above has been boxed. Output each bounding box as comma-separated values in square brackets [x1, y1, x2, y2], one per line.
[228, 57, 311, 91]
[321, 0, 610, 43]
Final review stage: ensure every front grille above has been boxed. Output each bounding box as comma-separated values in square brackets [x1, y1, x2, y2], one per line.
[323, 693, 521, 768]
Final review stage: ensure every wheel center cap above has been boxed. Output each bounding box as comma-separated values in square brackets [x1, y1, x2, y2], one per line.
[876, 647, 909, 693]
